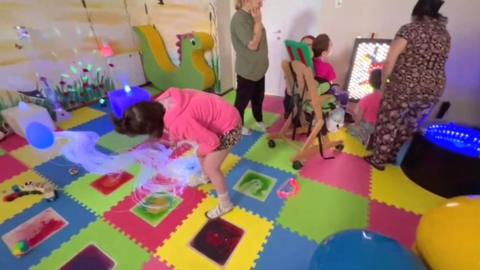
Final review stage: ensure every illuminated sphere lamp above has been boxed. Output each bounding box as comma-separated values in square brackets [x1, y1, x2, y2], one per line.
[401, 123, 480, 197]
[108, 85, 151, 119]
[415, 196, 480, 270]
[25, 122, 55, 151]
[309, 230, 426, 270]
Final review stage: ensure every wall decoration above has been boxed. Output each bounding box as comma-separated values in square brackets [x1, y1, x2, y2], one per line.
[134, 25, 215, 91]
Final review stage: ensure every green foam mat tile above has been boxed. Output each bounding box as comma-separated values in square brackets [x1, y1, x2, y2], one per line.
[244, 109, 279, 132]
[31, 220, 149, 270]
[97, 131, 148, 153]
[64, 165, 140, 215]
[220, 90, 279, 130]
[223, 90, 236, 105]
[277, 178, 369, 243]
[244, 135, 301, 174]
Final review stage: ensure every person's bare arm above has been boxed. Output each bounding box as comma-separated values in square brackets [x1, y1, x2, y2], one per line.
[382, 38, 407, 86]
[247, 8, 263, 51]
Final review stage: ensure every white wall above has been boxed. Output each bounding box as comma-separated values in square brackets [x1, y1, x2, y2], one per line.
[214, 0, 236, 92]
[441, 1, 480, 127]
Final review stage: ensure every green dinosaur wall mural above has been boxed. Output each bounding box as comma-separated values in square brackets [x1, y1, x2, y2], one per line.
[134, 25, 215, 91]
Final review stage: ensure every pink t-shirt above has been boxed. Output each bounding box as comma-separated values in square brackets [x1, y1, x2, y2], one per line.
[358, 91, 383, 125]
[156, 88, 241, 155]
[313, 58, 336, 83]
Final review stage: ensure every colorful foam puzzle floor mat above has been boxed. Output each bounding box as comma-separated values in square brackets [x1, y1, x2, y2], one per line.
[0, 94, 445, 269]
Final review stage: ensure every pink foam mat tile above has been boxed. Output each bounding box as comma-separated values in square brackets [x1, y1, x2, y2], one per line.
[368, 200, 421, 248]
[143, 257, 172, 270]
[263, 96, 284, 115]
[0, 134, 27, 152]
[300, 152, 372, 197]
[269, 118, 287, 133]
[0, 154, 29, 184]
[103, 186, 206, 253]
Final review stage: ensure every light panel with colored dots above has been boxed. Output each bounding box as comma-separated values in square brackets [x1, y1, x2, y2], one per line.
[345, 39, 391, 100]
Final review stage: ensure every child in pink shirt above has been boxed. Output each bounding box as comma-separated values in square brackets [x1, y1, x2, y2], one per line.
[112, 88, 241, 219]
[347, 69, 383, 145]
[312, 34, 336, 83]
[312, 34, 349, 107]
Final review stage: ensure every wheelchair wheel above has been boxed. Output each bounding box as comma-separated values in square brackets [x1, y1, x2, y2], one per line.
[292, 161, 303, 170]
[268, 139, 276, 148]
[335, 144, 344, 152]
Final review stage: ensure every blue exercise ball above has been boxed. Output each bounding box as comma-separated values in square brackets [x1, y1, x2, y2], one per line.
[25, 122, 55, 151]
[309, 230, 426, 270]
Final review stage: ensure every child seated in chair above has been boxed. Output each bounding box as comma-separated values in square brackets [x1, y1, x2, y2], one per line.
[283, 35, 315, 119]
[312, 34, 349, 108]
[347, 69, 383, 145]
[312, 34, 336, 83]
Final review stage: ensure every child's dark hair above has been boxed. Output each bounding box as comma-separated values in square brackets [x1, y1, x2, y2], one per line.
[301, 35, 315, 43]
[369, 69, 382, 90]
[412, 0, 446, 20]
[112, 101, 166, 138]
[312, 34, 330, 58]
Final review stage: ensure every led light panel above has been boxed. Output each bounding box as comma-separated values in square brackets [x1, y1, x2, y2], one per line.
[345, 39, 391, 100]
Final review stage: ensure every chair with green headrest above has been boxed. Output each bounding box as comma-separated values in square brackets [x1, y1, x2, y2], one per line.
[285, 41, 336, 114]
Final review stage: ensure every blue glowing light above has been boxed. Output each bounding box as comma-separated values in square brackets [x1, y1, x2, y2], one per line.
[25, 122, 55, 151]
[108, 86, 151, 118]
[424, 123, 480, 158]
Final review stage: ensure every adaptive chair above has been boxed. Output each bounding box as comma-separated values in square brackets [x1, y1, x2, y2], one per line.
[267, 40, 344, 170]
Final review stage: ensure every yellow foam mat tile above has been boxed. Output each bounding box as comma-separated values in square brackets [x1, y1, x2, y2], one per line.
[58, 107, 105, 130]
[327, 128, 370, 157]
[0, 170, 49, 224]
[370, 166, 445, 215]
[198, 154, 241, 194]
[156, 197, 273, 270]
[10, 139, 67, 168]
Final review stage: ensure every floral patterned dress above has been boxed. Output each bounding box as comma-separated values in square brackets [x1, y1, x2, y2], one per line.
[369, 17, 451, 165]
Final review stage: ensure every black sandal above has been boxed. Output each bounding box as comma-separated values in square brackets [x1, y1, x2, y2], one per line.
[364, 156, 385, 171]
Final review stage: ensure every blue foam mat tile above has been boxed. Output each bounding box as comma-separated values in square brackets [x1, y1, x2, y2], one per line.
[70, 115, 114, 137]
[89, 103, 112, 114]
[231, 131, 263, 157]
[223, 159, 293, 221]
[0, 194, 96, 269]
[255, 226, 317, 270]
[34, 156, 88, 188]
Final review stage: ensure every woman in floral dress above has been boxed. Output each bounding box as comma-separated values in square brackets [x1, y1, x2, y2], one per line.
[365, 0, 451, 170]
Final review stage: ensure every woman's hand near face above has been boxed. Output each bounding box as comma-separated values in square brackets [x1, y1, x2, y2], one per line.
[247, 7, 264, 51]
[251, 7, 262, 24]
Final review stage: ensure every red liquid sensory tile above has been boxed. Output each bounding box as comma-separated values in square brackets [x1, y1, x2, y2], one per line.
[90, 172, 133, 196]
[191, 218, 244, 266]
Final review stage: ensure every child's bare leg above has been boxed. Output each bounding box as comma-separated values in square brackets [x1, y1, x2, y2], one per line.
[202, 149, 234, 218]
